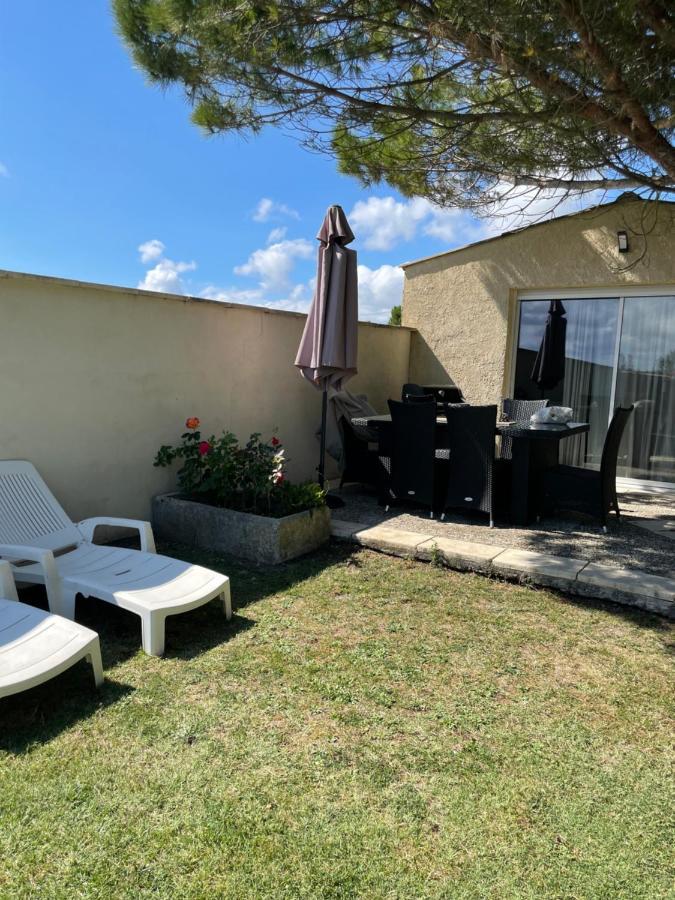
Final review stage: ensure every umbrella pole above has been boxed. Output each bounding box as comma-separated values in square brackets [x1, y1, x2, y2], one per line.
[318, 387, 345, 509]
[318, 387, 328, 489]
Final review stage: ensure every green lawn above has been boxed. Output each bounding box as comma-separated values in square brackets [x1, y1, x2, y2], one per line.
[1, 543, 673, 899]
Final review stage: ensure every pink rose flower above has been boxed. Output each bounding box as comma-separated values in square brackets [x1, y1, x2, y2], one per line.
[198, 441, 211, 457]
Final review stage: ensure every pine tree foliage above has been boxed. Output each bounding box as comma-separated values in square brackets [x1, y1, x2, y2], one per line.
[114, 0, 674, 210]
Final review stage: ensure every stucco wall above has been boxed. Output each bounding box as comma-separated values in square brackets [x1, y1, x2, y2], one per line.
[0, 271, 412, 520]
[402, 198, 675, 404]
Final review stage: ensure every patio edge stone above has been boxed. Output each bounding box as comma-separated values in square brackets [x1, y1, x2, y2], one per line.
[575, 563, 675, 617]
[416, 537, 504, 573]
[330, 520, 674, 619]
[351, 524, 432, 557]
[492, 548, 588, 591]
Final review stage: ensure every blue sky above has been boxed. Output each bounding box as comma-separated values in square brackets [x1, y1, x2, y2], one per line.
[0, 1, 592, 322]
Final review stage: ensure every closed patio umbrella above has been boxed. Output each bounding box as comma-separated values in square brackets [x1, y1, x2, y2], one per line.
[295, 205, 358, 494]
[531, 300, 567, 391]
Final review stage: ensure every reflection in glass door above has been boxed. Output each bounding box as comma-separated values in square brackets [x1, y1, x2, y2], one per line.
[514, 293, 675, 487]
[615, 296, 675, 484]
[513, 298, 620, 470]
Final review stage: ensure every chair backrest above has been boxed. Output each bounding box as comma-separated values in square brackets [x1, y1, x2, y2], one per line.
[600, 406, 634, 499]
[338, 416, 375, 484]
[405, 394, 436, 405]
[387, 399, 436, 507]
[501, 398, 548, 422]
[0, 461, 82, 552]
[443, 405, 497, 516]
[499, 398, 549, 460]
[423, 384, 465, 404]
[401, 383, 428, 402]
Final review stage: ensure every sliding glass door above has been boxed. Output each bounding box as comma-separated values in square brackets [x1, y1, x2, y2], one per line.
[514, 292, 675, 487]
[614, 297, 675, 484]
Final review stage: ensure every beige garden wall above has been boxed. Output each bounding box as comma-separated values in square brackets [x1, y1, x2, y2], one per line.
[0, 271, 412, 520]
[402, 197, 675, 403]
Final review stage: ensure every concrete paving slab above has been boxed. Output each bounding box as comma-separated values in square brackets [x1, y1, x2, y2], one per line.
[416, 537, 504, 572]
[353, 524, 432, 557]
[578, 563, 675, 601]
[493, 549, 588, 584]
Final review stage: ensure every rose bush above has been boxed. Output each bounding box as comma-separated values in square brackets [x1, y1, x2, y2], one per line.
[155, 419, 326, 517]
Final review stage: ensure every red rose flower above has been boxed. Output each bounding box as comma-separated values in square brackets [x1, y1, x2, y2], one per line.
[198, 441, 211, 457]
[271, 436, 281, 447]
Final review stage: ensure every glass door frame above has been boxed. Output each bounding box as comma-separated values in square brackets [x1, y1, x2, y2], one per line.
[513, 285, 675, 494]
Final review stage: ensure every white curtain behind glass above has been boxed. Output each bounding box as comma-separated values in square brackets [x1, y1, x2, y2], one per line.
[560, 301, 617, 468]
[615, 296, 675, 483]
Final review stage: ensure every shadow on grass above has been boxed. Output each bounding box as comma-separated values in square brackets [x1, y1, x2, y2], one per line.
[526, 580, 675, 641]
[160, 539, 357, 610]
[10, 542, 356, 671]
[1, 543, 354, 749]
[0, 668, 134, 755]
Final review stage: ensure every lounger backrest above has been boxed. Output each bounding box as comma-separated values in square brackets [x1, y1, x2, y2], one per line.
[0, 461, 82, 552]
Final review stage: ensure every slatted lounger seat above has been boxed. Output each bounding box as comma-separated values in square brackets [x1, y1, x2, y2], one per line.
[0, 461, 231, 657]
[0, 561, 103, 699]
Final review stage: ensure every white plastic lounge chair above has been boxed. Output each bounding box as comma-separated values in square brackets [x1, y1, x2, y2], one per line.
[0, 461, 231, 657]
[0, 561, 103, 699]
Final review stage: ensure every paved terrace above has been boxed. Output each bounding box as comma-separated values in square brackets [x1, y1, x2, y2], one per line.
[332, 489, 675, 619]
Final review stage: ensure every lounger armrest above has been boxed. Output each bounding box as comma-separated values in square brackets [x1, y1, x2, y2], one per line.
[0, 560, 19, 602]
[77, 517, 157, 553]
[0, 544, 64, 613]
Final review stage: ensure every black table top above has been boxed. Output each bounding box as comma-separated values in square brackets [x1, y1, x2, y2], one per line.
[496, 421, 590, 440]
[353, 415, 590, 440]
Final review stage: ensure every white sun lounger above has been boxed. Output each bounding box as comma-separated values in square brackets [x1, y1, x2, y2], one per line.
[0, 561, 103, 699]
[0, 461, 231, 657]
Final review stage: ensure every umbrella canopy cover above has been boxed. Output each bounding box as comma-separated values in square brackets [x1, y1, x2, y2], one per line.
[531, 300, 567, 390]
[295, 205, 358, 391]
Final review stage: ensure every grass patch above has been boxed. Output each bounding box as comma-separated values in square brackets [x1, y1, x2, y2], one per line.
[1, 542, 673, 898]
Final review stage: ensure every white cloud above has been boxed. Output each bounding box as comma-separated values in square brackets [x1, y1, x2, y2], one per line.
[234, 238, 313, 291]
[357, 264, 404, 323]
[267, 226, 287, 243]
[349, 196, 429, 250]
[349, 195, 486, 251]
[138, 238, 165, 264]
[203, 261, 400, 324]
[252, 197, 300, 223]
[138, 257, 197, 294]
[0, 162, 9, 178]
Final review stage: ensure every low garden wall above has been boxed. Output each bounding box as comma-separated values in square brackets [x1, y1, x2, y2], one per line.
[0, 271, 412, 521]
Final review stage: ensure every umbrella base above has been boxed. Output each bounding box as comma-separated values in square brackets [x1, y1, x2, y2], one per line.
[325, 492, 345, 510]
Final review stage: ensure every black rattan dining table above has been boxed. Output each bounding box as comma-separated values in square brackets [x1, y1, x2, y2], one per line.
[351, 414, 590, 526]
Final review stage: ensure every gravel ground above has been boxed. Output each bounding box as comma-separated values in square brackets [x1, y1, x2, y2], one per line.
[332, 487, 675, 578]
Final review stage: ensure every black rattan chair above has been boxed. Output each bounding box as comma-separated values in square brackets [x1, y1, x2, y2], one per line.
[422, 384, 465, 404]
[405, 393, 436, 405]
[338, 416, 380, 490]
[539, 405, 634, 531]
[401, 383, 430, 402]
[381, 399, 437, 516]
[440, 404, 497, 526]
[499, 398, 549, 460]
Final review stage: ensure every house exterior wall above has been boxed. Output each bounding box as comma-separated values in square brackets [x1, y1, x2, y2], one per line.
[0, 271, 412, 520]
[402, 198, 675, 404]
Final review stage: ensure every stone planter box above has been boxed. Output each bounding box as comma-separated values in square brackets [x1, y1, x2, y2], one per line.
[152, 493, 331, 565]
